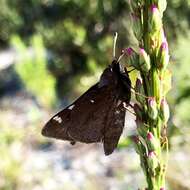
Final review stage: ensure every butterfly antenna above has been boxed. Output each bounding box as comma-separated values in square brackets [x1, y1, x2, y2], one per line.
[113, 32, 118, 59]
[117, 53, 125, 63]
[117, 48, 126, 62]
[113, 32, 126, 63]
[130, 88, 149, 99]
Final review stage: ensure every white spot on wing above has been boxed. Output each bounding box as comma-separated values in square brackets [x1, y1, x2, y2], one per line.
[53, 116, 62, 123]
[123, 102, 127, 108]
[90, 100, 95, 103]
[115, 110, 120, 114]
[68, 104, 75, 110]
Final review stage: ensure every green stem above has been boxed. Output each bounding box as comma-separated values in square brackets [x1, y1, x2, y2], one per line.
[129, 0, 170, 189]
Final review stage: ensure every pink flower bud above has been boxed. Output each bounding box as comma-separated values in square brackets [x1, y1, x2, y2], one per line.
[157, 41, 170, 70]
[123, 47, 134, 56]
[146, 132, 159, 151]
[123, 48, 139, 69]
[147, 151, 159, 171]
[139, 48, 151, 72]
[161, 42, 168, 52]
[140, 48, 145, 54]
[151, 5, 158, 13]
[147, 132, 154, 140]
[148, 151, 155, 158]
[148, 97, 158, 120]
[148, 97, 156, 107]
[148, 4, 162, 34]
[135, 78, 145, 104]
[160, 188, 165, 190]
[160, 98, 170, 123]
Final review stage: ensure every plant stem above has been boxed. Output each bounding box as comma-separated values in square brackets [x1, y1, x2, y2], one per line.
[128, 0, 171, 189]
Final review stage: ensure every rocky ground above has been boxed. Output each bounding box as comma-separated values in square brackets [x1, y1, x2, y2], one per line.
[0, 93, 189, 190]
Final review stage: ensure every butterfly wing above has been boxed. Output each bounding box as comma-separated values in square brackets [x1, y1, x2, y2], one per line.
[103, 102, 126, 155]
[42, 66, 119, 144]
[64, 83, 116, 143]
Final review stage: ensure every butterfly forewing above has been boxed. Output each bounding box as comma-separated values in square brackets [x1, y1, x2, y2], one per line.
[42, 65, 119, 143]
[42, 105, 73, 141]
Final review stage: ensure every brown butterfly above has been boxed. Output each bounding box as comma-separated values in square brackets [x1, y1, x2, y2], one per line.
[42, 59, 131, 155]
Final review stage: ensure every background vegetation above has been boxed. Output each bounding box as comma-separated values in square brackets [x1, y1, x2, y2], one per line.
[0, 0, 190, 189]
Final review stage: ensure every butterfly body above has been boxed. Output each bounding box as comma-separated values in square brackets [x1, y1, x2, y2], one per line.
[42, 60, 131, 155]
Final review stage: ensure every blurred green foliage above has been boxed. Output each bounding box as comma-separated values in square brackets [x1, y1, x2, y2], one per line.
[0, 124, 24, 190]
[11, 34, 56, 107]
[171, 34, 190, 129]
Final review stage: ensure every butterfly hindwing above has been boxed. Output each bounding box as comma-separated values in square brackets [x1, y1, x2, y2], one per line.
[103, 101, 126, 155]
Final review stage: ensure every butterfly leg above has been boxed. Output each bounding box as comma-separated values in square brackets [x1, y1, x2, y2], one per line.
[123, 102, 136, 116]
